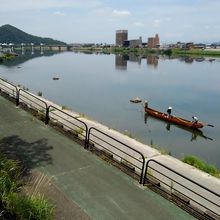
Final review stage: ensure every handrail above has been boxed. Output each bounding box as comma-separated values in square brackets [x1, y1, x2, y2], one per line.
[18, 88, 49, 122]
[89, 134, 141, 171]
[144, 159, 220, 197]
[88, 127, 145, 184]
[48, 105, 88, 147]
[144, 159, 220, 217]
[0, 78, 19, 103]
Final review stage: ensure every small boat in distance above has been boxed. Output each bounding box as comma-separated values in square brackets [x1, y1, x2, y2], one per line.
[53, 77, 60, 80]
[130, 97, 142, 103]
[144, 103, 204, 129]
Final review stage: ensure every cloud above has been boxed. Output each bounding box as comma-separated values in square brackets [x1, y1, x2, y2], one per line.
[0, 0, 102, 12]
[153, 19, 161, 27]
[133, 22, 145, 27]
[183, 24, 193, 29]
[112, 9, 131, 17]
[54, 11, 66, 16]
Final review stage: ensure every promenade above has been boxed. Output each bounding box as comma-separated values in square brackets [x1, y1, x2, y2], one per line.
[0, 94, 195, 219]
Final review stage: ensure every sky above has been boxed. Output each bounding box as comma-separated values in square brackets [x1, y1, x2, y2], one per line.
[0, 0, 220, 44]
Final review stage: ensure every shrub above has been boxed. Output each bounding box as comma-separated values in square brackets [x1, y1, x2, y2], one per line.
[37, 91, 42, 97]
[0, 154, 54, 220]
[6, 193, 54, 220]
[182, 155, 220, 177]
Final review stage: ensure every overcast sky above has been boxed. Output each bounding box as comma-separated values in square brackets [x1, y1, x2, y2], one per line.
[0, 0, 219, 44]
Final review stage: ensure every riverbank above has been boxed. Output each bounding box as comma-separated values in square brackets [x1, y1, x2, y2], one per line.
[0, 78, 219, 218]
[73, 46, 171, 56]
[0, 53, 17, 63]
[171, 48, 220, 57]
[72, 46, 220, 57]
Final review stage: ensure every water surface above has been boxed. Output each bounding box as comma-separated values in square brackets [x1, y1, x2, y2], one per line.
[1, 51, 220, 168]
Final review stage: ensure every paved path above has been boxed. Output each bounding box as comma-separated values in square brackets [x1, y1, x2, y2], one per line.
[0, 95, 195, 219]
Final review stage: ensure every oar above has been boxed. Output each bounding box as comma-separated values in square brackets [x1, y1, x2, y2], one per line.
[206, 124, 214, 127]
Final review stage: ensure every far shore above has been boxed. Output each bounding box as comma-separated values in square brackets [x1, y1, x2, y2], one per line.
[71, 46, 220, 58]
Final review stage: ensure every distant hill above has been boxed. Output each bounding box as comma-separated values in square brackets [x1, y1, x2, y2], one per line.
[0, 24, 66, 45]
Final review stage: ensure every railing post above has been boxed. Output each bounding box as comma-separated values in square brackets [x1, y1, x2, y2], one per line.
[45, 106, 50, 125]
[85, 128, 90, 150]
[139, 160, 145, 184]
[16, 89, 19, 106]
[143, 160, 150, 185]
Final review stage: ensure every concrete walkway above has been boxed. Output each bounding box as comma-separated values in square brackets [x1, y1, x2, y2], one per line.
[0, 95, 195, 219]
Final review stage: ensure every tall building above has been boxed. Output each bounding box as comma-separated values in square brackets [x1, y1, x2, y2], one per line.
[116, 30, 128, 46]
[148, 34, 160, 49]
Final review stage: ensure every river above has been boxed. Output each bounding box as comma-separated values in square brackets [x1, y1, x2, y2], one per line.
[1, 51, 220, 168]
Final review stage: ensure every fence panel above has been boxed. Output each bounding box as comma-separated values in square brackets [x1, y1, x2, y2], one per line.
[48, 105, 88, 147]
[18, 89, 48, 122]
[0, 78, 18, 99]
[88, 127, 145, 183]
[144, 159, 220, 218]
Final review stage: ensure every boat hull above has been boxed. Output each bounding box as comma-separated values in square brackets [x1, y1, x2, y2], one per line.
[145, 107, 204, 129]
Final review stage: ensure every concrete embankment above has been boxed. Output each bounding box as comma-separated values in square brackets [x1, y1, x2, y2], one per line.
[0, 78, 220, 218]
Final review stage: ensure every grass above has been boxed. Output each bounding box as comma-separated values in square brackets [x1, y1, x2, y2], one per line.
[0, 153, 54, 220]
[182, 155, 220, 177]
[5, 193, 54, 220]
[37, 91, 42, 97]
[172, 48, 220, 57]
[75, 127, 84, 136]
[150, 143, 171, 155]
[123, 130, 133, 138]
[61, 105, 71, 110]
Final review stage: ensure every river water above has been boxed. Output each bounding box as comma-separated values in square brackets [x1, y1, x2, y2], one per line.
[1, 51, 220, 168]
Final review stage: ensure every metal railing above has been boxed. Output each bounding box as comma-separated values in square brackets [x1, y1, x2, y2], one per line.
[0, 78, 18, 101]
[48, 105, 88, 148]
[18, 88, 48, 121]
[88, 127, 145, 183]
[143, 159, 220, 218]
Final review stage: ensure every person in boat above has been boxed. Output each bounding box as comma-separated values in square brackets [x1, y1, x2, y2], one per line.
[144, 100, 148, 108]
[167, 106, 172, 117]
[192, 116, 198, 124]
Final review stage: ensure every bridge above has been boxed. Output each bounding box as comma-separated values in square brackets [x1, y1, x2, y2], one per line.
[0, 43, 74, 53]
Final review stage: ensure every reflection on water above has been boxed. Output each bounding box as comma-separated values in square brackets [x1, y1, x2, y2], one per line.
[114, 54, 212, 71]
[115, 54, 159, 70]
[144, 113, 213, 142]
[147, 56, 159, 68]
[2, 51, 60, 67]
[115, 54, 128, 70]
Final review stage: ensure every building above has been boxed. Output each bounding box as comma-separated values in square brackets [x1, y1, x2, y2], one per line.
[129, 37, 142, 48]
[185, 42, 194, 49]
[148, 34, 160, 49]
[116, 30, 128, 46]
[123, 37, 143, 48]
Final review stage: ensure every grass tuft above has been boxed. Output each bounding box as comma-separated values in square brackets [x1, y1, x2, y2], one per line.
[182, 155, 220, 177]
[0, 153, 54, 220]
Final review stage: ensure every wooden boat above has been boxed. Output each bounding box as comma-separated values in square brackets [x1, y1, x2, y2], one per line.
[130, 97, 142, 103]
[144, 113, 213, 141]
[209, 58, 215, 62]
[145, 107, 204, 129]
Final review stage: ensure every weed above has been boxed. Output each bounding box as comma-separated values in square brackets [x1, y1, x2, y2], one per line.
[182, 155, 220, 177]
[75, 127, 84, 136]
[0, 153, 54, 220]
[123, 130, 133, 138]
[37, 91, 42, 97]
